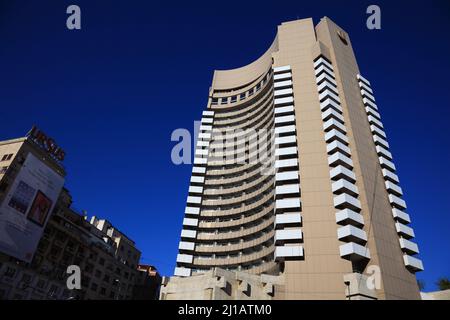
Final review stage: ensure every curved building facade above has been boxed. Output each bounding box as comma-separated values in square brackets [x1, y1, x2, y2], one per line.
[171, 17, 423, 300]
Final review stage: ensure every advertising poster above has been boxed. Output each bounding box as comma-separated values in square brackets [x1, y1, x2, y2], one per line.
[0, 153, 65, 262]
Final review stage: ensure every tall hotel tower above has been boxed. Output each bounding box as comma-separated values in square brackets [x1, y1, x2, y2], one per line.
[171, 17, 423, 300]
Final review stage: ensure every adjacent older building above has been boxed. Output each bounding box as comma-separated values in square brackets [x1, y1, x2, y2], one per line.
[0, 130, 149, 300]
[132, 264, 162, 300]
[168, 17, 424, 300]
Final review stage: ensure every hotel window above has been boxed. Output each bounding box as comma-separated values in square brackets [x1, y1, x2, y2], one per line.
[0, 166, 8, 174]
[6, 154, 13, 160]
[221, 97, 228, 104]
[248, 88, 254, 96]
[256, 83, 261, 91]
[231, 96, 237, 103]
[211, 98, 218, 105]
[240, 93, 246, 100]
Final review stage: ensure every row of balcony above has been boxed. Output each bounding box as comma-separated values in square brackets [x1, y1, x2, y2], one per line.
[357, 74, 423, 273]
[314, 56, 370, 263]
[174, 110, 215, 277]
[272, 65, 304, 262]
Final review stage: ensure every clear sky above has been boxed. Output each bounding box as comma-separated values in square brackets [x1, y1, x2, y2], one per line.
[0, 0, 449, 291]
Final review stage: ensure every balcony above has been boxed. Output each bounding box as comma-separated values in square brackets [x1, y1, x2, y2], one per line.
[325, 129, 349, 145]
[357, 74, 371, 87]
[274, 79, 292, 89]
[275, 158, 298, 169]
[273, 72, 291, 82]
[275, 184, 300, 195]
[274, 88, 293, 97]
[317, 80, 338, 94]
[365, 106, 381, 119]
[330, 165, 356, 183]
[276, 198, 301, 210]
[339, 242, 370, 261]
[334, 194, 361, 211]
[274, 97, 294, 106]
[336, 209, 364, 227]
[323, 118, 347, 134]
[275, 171, 299, 182]
[321, 108, 344, 123]
[314, 57, 333, 70]
[275, 135, 296, 145]
[275, 213, 302, 227]
[373, 135, 389, 149]
[274, 114, 295, 125]
[327, 141, 351, 157]
[382, 168, 399, 183]
[274, 105, 294, 115]
[379, 157, 396, 172]
[328, 152, 353, 170]
[319, 89, 340, 103]
[389, 194, 407, 210]
[332, 179, 359, 197]
[320, 98, 342, 113]
[385, 181, 403, 196]
[399, 238, 419, 255]
[392, 208, 411, 224]
[375, 145, 392, 160]
[275, 146, 297, 157]
[314, 64, 334, 77]
[186, 196, 201, 204]
[403, 255, 424, 272]
[188, 186, 203, 194]
[176, 254, 193, 264]
[191, 176, 205, 184]
[337, 225, 367, 244]
[370, 125, 386, 138]
[395, 222, 414, 239]
[183, 218, 198, 227]
[274, 124, 296, 135]
[358, 80, 373, 94]
[181, 229, 197, 239]
[178, 241, 195, 251]
[362, 97, 377, 110]
[368, 115, 383, 129]
[273, 65, 291, 73]
[275, 228, 303, 243]
[203, 110, 214, 117]
[360, 88, 375, 102]
[316, 72, 337, 86]
[174, 267, 191, 277]
[275, 245, 304, 261]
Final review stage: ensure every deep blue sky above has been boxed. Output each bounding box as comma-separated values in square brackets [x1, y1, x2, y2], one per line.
[0, 0, 449, 291]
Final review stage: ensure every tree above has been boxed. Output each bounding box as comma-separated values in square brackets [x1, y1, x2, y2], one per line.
[436, 277, 450, 291]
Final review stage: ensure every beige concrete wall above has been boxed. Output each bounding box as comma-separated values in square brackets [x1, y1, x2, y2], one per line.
[313, 17, 420, 300]
[272, 18, 353, 300]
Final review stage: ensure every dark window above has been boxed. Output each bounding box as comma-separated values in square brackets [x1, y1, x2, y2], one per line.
[221, 97, 228, 104]
[6, 154, 13, 160]
[240, 93, 246, 100]
[0, 166, 8, 174]
[211, 98, 218, 105]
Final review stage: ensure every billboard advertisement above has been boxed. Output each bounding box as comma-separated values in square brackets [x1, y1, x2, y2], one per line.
[0, 153, 65, 262]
